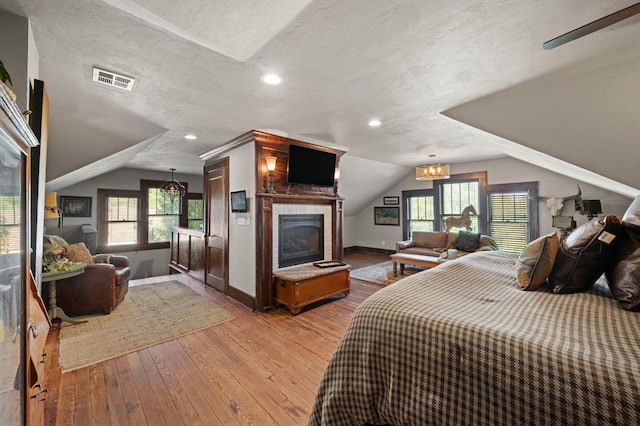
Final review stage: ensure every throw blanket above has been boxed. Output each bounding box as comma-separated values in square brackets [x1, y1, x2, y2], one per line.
[310, 251, 640, 425]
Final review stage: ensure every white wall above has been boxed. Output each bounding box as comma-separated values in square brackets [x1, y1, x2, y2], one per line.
[347, 157, 633, 250]
[227, 144, 256, 296]
[44, 167, 203, 279]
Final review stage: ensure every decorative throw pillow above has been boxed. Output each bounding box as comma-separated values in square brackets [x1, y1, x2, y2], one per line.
[65, 242, 94, 264]
[605, 195, 640, 311]
[549, 215, 623, 293]
[455, 231, 481, 252]
[515, 232, 560, 291]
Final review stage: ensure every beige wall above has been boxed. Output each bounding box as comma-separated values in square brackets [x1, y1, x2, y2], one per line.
[227, 143, 257, 296]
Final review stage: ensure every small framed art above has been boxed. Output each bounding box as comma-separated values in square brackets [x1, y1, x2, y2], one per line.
[383, 196, 399, 205]
[61, 196, 92, 217]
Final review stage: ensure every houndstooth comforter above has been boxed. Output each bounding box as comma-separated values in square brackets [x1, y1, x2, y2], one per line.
[309, 251, 640, 425]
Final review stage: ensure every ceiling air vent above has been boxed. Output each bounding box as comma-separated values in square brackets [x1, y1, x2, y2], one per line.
[92, 67, 135, 91]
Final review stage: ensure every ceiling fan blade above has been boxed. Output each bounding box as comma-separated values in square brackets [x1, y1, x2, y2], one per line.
[543, 2, 640, 50]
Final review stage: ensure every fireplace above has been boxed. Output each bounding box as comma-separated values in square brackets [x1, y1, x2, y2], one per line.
[278, 214, 324, 268]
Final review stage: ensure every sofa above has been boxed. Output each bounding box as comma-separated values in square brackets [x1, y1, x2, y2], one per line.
[43, 235, 130, 315]
[396, 231, 499, 258]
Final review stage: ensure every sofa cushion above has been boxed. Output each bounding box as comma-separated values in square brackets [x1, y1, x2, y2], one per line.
[400, 246, 444, 257]
[549, 215, 623, 294]
[455, 231, 481, 252]
[412, 231, 448, 249]
[516, 232, 560, 291]
[65, 242, 94, 264]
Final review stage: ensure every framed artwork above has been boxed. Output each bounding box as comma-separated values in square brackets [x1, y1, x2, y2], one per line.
[61, 196, 92, 217]
[383, 196, 399, 205]
[374, 206, 400, 226]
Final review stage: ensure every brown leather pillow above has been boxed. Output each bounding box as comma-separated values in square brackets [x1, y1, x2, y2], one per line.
[549, 215, 623, 293]
[605, 195, 640, 311]
[516, 232, 560, 291]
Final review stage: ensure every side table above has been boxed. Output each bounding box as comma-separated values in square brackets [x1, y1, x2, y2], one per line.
[42, 262, 87, 324]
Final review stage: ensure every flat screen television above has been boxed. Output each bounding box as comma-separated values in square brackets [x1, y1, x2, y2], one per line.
[230, 190, 248, 212]
[287, 144, 337, 187]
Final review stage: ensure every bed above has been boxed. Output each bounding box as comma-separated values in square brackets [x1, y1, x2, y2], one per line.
[309, 251, 640, 425]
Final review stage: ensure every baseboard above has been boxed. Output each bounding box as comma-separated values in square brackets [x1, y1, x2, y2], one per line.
[228, 285, 255, 311]
[344, 246, 395, 256]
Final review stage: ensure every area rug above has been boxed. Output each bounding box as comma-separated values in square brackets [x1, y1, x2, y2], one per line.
[350, 261, 424, 286]
[59, 281, 235, 372]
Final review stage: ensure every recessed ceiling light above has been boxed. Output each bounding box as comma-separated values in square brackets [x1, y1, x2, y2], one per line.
[184, 134, 197, 140]
[368, 119, 382, 127]
[261, 73, 283, 85]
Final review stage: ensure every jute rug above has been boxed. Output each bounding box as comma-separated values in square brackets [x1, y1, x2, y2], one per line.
[59, 281, 235, 372]
[350, 261, 424, 286]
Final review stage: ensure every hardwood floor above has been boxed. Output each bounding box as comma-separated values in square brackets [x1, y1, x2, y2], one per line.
[44, 251, 389, 425]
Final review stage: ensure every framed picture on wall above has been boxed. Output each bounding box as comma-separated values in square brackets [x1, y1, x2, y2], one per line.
[61, 196, 92, 217]
[374, 206, 400, 226]
[383, 196, 399, 205]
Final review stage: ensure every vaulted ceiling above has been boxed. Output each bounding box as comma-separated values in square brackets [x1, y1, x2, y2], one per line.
[2, 0, 639, 214]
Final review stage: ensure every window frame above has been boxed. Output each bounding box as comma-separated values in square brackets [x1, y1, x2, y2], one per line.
[140, 180, 188, 248]
[97, 188, 141, 253]
[486, 181, 539, 250]
[186, 192, 204, 231]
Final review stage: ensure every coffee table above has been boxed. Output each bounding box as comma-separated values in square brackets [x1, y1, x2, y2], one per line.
[390, 253, 446, 277]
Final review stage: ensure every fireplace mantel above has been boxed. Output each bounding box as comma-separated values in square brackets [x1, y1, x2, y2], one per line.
[255, 192, 344, 312]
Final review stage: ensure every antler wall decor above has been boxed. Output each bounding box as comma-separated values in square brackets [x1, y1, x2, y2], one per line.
[533, 184, 582, 216]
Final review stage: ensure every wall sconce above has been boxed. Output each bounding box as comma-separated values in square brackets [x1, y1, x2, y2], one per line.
[44, 191, 63, 228]
[334, 168, 340, 196]
[264, 155, 277, 194]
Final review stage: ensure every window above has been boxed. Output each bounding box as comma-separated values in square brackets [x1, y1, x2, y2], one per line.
[487, 182, 539, 253]
[0, 194, 21, 253]
[106, 193, 139, 246]
[187, 193, 204, 231]
[146, 186, 180, 243]
[406, 192, 435, 233]
[441, 180, 480, 232]
[98, 180, 197, 252]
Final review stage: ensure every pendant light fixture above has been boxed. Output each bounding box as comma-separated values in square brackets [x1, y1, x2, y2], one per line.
[160, 168, 186, 202]
[416, 155, 450, 180]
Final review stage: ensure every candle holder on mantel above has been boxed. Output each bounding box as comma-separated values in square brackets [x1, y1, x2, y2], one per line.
[264, 155, 278, 193]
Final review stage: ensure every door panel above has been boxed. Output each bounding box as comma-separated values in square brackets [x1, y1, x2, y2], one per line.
[205, 162, 228, 292]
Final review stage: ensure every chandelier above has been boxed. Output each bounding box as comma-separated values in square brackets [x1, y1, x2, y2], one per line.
[160, 168, 186, 201]
[416, 155, 450, 180]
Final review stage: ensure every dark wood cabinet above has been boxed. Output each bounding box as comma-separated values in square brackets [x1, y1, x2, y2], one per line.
[0, 82, 48, 425]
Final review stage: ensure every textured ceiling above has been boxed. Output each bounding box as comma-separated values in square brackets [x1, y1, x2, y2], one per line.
[2, 0, 639, 214]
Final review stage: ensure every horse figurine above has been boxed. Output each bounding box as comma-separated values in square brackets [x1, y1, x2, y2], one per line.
[443, 204, 477, 232]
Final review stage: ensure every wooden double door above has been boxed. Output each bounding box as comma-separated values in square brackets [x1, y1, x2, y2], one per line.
[204, 159, 229, 293]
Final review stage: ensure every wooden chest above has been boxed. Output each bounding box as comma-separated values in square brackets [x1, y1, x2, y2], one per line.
[273, 265, 351, 314]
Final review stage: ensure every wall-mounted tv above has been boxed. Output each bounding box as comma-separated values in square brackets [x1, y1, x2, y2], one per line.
[230, 190, 248, 212]
[287, 144, 337, 187]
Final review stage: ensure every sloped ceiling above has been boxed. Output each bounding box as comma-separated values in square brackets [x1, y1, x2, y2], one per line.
[1, 0, 639, 215]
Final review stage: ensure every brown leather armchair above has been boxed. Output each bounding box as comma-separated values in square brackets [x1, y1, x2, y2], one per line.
[44, 235, 130, 315]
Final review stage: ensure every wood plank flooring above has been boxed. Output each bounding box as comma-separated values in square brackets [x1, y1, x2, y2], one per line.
[44, 251, 389, 425]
